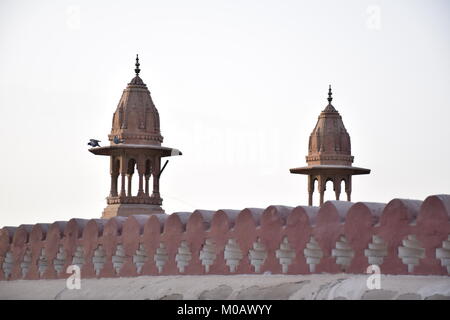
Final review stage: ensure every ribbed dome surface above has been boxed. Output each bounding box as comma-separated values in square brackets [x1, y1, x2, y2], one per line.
[108, 74, 163, 145]
[306, 87, 353, 166]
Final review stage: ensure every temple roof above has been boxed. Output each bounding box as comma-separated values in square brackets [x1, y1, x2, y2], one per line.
[109, 55, 163, 146]
[306, 86, 353, 166]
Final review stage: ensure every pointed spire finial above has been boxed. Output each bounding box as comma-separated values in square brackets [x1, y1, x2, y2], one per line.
[327, 84, 333, 104]
[135, 54, 140, 76]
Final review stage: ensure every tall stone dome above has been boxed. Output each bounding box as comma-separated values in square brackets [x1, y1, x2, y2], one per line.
[109, 55, 163, 145]
[307, 85, 353, 166]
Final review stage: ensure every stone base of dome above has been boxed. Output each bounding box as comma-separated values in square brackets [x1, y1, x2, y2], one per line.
[306, 154, 354, 166]
[102, 204, 165, 218]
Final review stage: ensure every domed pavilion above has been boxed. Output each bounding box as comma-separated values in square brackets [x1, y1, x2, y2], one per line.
[290, 86, 370, 206]
[89, 55, 182, 218]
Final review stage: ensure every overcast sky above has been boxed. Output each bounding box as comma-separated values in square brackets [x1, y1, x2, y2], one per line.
[0, 0, 449, 227]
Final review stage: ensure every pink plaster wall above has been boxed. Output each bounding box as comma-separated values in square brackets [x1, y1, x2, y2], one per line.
[1, 194, 449, 280]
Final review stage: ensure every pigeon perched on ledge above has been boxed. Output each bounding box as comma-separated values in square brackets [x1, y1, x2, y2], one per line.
[113, 136, 124, 144]
[88, 139, 101, 147]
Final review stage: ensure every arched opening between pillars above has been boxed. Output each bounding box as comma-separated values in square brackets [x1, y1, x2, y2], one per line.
[110, 158, 121, 197]
[340, 178, 346, 201]
[311, 178, 317, 206]
[127, 158, 137, 197]
[308, 175, 352, 206]
[323, 178, 334, 203]
[112, 157, 155, 198]
[145, 159, 152, 197]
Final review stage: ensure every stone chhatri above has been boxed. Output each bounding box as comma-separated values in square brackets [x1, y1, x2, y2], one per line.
[290, 85, 370, 205]
[89, 55, 182, 218]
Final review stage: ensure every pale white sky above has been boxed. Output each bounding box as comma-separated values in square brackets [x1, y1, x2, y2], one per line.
[0, 0, 449, 227]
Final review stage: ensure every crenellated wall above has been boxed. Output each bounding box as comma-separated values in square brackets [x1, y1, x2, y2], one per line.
[1, 194, 450, 281]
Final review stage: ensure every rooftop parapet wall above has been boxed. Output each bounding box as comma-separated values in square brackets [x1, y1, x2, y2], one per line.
[1, 194, 450, 281]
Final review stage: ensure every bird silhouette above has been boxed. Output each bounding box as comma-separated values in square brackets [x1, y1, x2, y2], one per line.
[88, 139, 101, 147]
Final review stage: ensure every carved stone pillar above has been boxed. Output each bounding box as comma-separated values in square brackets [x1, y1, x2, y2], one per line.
[136, 158, 145, 197]
[334, 178, 341, 201]
[120, 173, 126, 197]
[110, 174, 119, 197]
[119, 156, 127, 197]
[127, 174, 132, 197]
[137, 174, 144, 197]
[318, 175, 326, 206]
[307, 175, 314, 206]
[144, 175, 150, 196]
[110, 157, 119, 197]
[345, 176, 352, 202]
[152, 157, 161, 198]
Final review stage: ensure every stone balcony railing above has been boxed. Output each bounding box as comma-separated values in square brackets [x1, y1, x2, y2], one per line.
[1, 194, 449, 281]
[106, 195, 162, 205]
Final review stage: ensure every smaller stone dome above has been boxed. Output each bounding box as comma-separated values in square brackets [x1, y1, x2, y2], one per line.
[109, 56, 163, 145]
[306, 86, 353, 166]
[128, 75, 145, 86]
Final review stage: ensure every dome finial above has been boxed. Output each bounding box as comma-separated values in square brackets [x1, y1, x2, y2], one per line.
[135, 54, 140, 76]
[327, 84, 333, 104]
